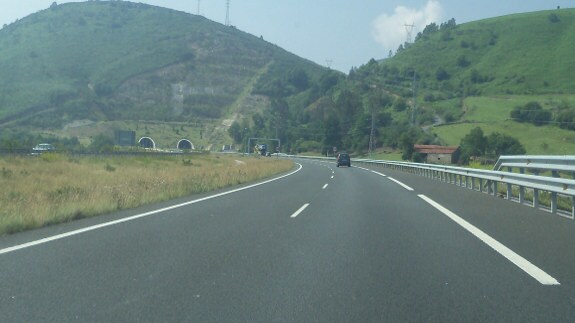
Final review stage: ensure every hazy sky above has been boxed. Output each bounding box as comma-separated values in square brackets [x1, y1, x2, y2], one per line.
[0, 0, 572, 72]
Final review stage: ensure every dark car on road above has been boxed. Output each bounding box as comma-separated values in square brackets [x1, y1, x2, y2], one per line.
[336, 152, 351, 167]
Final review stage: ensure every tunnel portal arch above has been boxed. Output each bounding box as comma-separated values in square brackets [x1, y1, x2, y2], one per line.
[177, 139, 194, 150]
[138, 137, 156, 149]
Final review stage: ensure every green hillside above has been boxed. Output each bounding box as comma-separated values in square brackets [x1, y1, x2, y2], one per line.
[1, 3, 575, 159]
[387, 9, 575, 96]
[0, 1, 326, 148]
[336, 8, 575, 158]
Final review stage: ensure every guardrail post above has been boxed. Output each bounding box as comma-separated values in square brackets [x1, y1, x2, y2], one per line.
[519, 186, 525, 204]
[533, 189, 540, 209]
[551, 192, 558, 214]
[507, 183, 512, 200]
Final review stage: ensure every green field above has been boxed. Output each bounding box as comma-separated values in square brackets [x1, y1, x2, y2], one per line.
[430, 95, 575, 154]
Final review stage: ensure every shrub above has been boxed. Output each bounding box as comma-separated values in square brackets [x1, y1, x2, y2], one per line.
[510, 101, 552, 126]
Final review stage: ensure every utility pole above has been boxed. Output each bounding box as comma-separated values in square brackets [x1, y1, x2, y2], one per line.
[411, 71, 417, 125]
[225, 0, 230, 26]
[197, 0, 200, 15]
[368, 109, 376, 157]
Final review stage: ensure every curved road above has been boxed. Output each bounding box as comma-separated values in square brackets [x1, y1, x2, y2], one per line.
[1, 158, 574, 321]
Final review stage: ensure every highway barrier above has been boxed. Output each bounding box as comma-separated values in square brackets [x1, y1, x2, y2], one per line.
[294, 155, 575, 221]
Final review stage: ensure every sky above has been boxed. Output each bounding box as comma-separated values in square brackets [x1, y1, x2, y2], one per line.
[0, 0, 573, 72]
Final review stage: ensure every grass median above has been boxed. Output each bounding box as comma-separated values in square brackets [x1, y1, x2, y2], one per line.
[0, 153, 293, 236]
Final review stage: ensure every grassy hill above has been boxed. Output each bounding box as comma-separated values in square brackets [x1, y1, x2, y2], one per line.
[0, 1, 326, 149]
[344, 8, 575, 157]
[387, 9, 575, 96]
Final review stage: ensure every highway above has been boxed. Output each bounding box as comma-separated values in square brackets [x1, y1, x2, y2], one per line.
[1, 158, 574, 322]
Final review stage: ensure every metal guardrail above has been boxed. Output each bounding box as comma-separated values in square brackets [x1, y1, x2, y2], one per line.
[295, 155, 575, 220]
[494, 155, 575, 178]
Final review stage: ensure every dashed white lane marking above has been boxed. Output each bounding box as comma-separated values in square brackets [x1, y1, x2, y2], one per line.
[371, 170, 387, 177]
[322, 184, 328, 189]
[419, 194, 560, 286]
[290, 203, 310, 218]
[0, 163, 304, 256]
[388, 177, 414, 191]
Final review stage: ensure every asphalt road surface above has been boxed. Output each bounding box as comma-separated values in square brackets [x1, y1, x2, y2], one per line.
[1, 158, 574, 322]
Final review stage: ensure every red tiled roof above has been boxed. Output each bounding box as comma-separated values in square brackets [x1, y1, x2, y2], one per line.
[414, 145, 458, 154]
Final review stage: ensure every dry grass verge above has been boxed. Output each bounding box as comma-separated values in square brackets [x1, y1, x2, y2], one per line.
[0, 153, 293, 236]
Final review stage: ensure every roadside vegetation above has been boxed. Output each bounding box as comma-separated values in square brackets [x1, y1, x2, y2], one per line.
[0, 153, 293, 236]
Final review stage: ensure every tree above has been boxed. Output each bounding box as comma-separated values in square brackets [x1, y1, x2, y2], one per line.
[510, 101, 551, 126]
[457, 55, 470, 68]
[251, 113, 266, 137]
[89, 134, 114, 153]
[556, 109, 575, 130]
[228, 121, 243, 144]
[287, 68, 309, 91]
[458, 127, 487, 163]
[400, 129, 417, 160]
[486, 133, 526, 158]
[436, 67, 450, 81]
[323, 115, 342, 153]
[548, 13, 560, 23]
[440, 18, 457, 29]
[393, 97, 408, 112]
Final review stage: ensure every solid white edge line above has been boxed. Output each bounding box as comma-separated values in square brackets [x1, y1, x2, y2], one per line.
[290, 203, 310, 218]
[371, 170, 387, 177]
[418, 194, 560, 286]
[0, 163, 304, 256]
[322, 184, 328, 189]
[388, 177, 414, 191]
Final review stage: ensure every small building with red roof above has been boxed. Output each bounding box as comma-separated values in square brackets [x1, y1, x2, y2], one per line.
[414, 145, 459, 164]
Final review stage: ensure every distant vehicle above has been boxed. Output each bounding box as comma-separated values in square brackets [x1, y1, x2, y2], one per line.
[336, 152, 351, 167]
[254, 144, 268, 156]
[32, 143, 55, 154]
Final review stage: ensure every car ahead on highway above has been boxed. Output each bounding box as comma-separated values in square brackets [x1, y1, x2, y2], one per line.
[336, 152, 351, 167]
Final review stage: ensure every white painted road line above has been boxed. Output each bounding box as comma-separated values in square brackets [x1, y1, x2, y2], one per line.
[371, 170, 387, 177]
[0, 164, 304, 256]
[322, 184, 328, 189]
[419, 194, 560, 286]
[388, 177, 414, 191]
[356, 166, 370, 171]
[290, 203, 310, 218]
